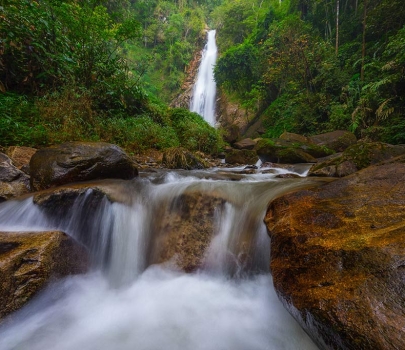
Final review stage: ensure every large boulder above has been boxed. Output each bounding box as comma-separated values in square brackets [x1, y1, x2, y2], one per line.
[310, 142, 405, 177]
[150, 190, 226, 272]
[255, 139, 320, 164]
[225, 149, 258, 165]
[266, 161, 405, 349]
[233, 138, 257, 150]
[279, 132, 313, 144]
[6, 146, 37, 172]
[0, 231, 88, 320]
[0, 153, 30, 201]
[310, 130, 357, 152]
[29, 142, 138, 191]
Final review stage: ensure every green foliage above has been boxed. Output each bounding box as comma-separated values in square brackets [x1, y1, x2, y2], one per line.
[214, 42, 260, 95]
[0, 93, 47, 146]
[169, 108, 223, 154]
[213, 0, 405, 144]
[96, 116, 180, 151]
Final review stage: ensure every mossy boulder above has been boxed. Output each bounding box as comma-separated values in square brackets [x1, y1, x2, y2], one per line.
[255, 138, 322, 164]
[310, 142, 405, 177]
[0, 231, 88, 320]
[310, 130, 357, 152]
[29, 142, 138, 191]
[225, 149, 258, 165]
[162, 147, 207, 170]
[279, 132, 313, 144]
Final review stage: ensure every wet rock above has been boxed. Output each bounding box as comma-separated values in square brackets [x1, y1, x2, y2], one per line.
[309, 142, 405, 177]
[29, 142, 138, 191]
[162, 147, 206, 170]
[225, 149, 258, 165]
[244, 165, 258, 170]
[150, 190, 226, 272]
[0, 231, 88, 320]
[6, 146, 37, 171]
[266, 162, 405, 350]
[233, 138, 257, 150]
[0, 153, 30, 201]
[33, 180, 137, 208]
[310, 130, 357, 152]
[275, 173, 301, 179]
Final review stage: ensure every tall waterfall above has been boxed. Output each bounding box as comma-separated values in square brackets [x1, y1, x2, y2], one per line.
[190, 30, 218, 126]
[0, 168, 320, 350]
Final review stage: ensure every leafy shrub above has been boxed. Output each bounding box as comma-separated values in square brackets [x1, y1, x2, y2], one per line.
[95, 116, 180, 152]
[169, 108, 223, 154]
[0, 93, 47, 146]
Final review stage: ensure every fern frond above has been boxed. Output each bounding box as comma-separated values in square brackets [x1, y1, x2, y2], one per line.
[376, 98, 395, 120]
[382, 61, 397, 71]
[362, 77, 392, 92]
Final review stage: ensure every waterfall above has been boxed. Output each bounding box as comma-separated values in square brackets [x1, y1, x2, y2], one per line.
[190, 30, 218, 126]
[0, 169, 320, 350]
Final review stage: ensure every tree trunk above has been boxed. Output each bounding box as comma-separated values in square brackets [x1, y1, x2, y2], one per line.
[361, 0, 367, 81]
[335, 0, 340, 55]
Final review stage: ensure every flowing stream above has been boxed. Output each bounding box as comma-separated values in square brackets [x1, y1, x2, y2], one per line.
[190, 30, 218, 126]
[0, 166, 320, 350]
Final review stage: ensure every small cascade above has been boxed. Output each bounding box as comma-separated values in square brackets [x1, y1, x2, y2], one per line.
[190, 30, 218, 126]
[0, 170, 320, 350]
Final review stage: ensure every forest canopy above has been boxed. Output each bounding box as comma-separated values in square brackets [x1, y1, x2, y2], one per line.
[213, 0, 405, 143]
[1, 0, 405, 152]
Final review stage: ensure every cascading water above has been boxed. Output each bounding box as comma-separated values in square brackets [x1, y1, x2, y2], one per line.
[190, 30, 217, 126]
[0, 167, 320, 350]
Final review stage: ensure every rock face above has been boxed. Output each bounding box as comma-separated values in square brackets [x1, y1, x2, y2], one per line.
[0, 153, 30, 201]
[29, 142, 138, 191]
[310, 142, 405, 177]
[310, 130, 357, 152]
[266, 162, 405, 350]
[150, 190, 226, 272]
[6, 146, 37, 172]
[0, 231, 88, 320]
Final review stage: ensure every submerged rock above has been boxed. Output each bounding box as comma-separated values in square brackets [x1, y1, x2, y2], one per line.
[0, 231, 88, 320]
[266, 162, 405, 349]
[30, 142, 138, 191]
[0, 153, 30, 201]
[150, 190, 226, 272]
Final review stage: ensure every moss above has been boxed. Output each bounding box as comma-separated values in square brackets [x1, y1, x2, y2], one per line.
[343, 143, 373, 169]
[275, 148, 316, 163]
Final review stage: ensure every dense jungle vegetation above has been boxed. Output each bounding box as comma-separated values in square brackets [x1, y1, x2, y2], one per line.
[0, 0, 223, 153]
[214, 0, 405, 143]
[1, 0, 405, 154]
